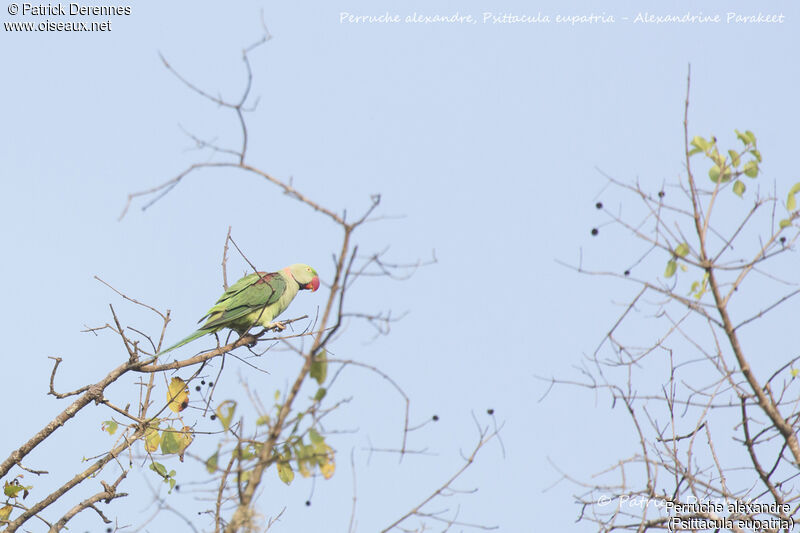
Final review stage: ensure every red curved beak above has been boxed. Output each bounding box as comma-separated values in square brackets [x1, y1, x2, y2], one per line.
[306, 276, 320, 292]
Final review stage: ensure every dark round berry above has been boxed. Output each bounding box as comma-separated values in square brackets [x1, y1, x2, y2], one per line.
[208, 382, 214, 387]
[595, 202, 603, 209]
[201, 380, 206, 385]
[780, 236, 787, 244]
[487, 408, 494, 415]
[591, 228, 599, 236]
[624, 270, 630, 276]
[210, 414, 217, 421]
[195, 386, 201, 392]
[658, 191, 665, 198]
[432, 415, 439, 422]
[305, 500, 311, 506]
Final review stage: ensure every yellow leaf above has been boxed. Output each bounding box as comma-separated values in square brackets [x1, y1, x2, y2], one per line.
[321, 462, 335, 480]
[167, 377, 189, 413]
[102, 420, 118, 435]
[177, 426, 194, 462]
[215, 400, 237, 431]
[144, 426, 161, 453]
[298, 458, 312, 478]
[320, 447, 336, 480]
[315, 443, 336, 480]
[0, 504, 11, 521]
[206, 451, 219, 474]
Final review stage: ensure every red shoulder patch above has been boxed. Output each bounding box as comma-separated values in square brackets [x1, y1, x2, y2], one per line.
[253, 272, 275, 285]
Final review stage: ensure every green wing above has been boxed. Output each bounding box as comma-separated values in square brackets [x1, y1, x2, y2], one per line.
[199, 271, 287, 331]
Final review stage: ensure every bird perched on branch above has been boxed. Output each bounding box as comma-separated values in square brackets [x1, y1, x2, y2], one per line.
[157, 263, 319, 355]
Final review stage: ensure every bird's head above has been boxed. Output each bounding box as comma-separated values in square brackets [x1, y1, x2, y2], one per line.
[288, 264, 320, 292]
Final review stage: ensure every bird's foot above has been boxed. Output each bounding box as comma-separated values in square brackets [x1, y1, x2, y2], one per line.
[237, 332, 259, 348]
[273, 321, 287, 332]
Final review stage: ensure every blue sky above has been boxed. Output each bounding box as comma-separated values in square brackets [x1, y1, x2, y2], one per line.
[2, 1, 799, 531]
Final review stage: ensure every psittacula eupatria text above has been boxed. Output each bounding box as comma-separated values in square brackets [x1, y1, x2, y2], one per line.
[158, 264, 319, 355]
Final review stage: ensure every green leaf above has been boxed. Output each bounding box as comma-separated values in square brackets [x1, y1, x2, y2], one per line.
[664, 260, 677, 278]
[750, 148, 762, 163]
[791, 368, 799, 378]
[277, 462, 294, 485]
[256, 414, 270, 426]
[150, 461, 168, 478]
[205, 451, 219, 474]
[690, 273, 709, 300]
[745, 130, 757, 145]
[102, 420, 118, 435]
[690, 136, 710, 152]
[735, 129, 749, 145]
[314, 387, 327, 402]
[728, 149, 741, 168]
[779, 219, 792, 229]
[743, 160, 758, 178]
[674, 243, 689, 257]
[215, 400, 236, 432]
[733, 180, 745, 197]
[310, 349, 328, 385]
[233, 444, 256, 461]
[309, 428, 324, 445]
[3, 482, 31, 499]
[708, 165, 721, 183]
[160, 428, 180, 454]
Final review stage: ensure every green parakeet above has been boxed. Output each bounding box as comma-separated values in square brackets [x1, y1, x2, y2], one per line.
[157, 264, 319, 355]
